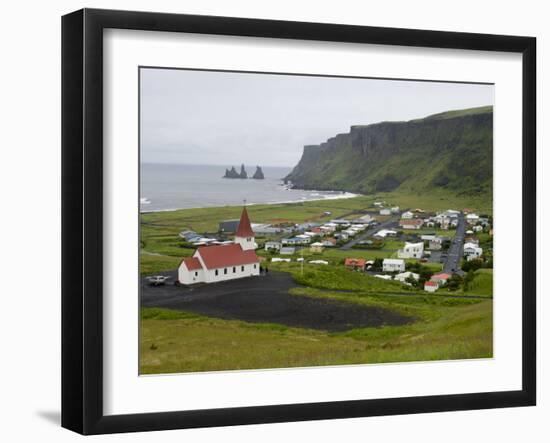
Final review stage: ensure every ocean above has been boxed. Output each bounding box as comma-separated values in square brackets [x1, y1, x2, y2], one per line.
[140, 163, 358, 212]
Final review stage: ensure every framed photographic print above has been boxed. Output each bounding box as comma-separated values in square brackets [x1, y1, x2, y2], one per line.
[61, 8, 536, 435]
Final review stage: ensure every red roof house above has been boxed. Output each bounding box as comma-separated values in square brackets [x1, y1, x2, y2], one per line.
[344, 258, 366, 270]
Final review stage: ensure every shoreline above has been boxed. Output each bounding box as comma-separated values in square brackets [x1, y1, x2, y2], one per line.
[140, 191, 363, 214]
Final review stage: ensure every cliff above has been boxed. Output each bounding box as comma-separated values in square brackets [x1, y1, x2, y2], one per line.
[285, 106, 493, 197]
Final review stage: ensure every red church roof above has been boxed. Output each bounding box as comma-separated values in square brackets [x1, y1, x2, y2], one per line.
[181, 257, 202, 271]
[197, 243, 258, 270]
[235, 207, 254, 238]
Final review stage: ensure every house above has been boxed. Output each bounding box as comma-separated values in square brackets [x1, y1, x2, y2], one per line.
[431, 273, 451, 285]
[420, 233, 437, 241]
[322, 238, 337, 247]
[271, 257, 291, 263]
[282, 237, 307, 246]
[390, 206, 400, 214]
[429, 237, 443, 250]
[401, 211, 414, 219]
[358, 214, 374, 223]
[295, 234, 312, 244]
[399, 219, 424, 230]
[334, 232, 349, 240]
[374, 229, 397, 238]
[264, 241, 281, 252]
[331, 219, 351, 226]
[397, 241, 424, 259]
[466, 213, 480, 224]
[178, 207, 259, 285]
[464, 242, 483, 260]
[344, 258, 366, 271]
[280, 247, 296, 255]
[395, 271, 420, 283]
[310, 242, 325, 253]
[424, 281, 439, 292]
[382, 258, 406, 272]
[473, 225, 483, 232]
[252, 223, 282, 234]
[380, 208, 391, 216]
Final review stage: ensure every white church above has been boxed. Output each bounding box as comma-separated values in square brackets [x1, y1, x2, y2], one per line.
[178, 207, 260, 285]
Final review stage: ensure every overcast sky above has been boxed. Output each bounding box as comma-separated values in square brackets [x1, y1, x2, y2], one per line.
[140, 68, 493, 167]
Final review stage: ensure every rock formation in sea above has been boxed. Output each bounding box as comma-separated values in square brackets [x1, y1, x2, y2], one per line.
[223, 164, 250, 179]
[223, 166, 241, 179]
[239, 164, 248, 179]
[252, 166, 265, 179]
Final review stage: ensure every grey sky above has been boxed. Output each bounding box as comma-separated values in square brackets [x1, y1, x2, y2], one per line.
[140, 68, 493, 167]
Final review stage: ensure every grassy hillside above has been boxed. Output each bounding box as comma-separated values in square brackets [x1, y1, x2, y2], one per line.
[285, 106, 493, 199]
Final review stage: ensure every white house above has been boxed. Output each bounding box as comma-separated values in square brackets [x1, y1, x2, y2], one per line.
[394, 271, 420, 283]
[178, 207, 260, 285]
[379, 208, 391, 215]
[382, 258, 406, 272]
[374, 229, 397, 238]
[399, 219, 424, 230]
[401, 211, 414, 219]
[424, 281, 439, 292]
[466, 213, 480, 224]
[310, 242, 325, 253]
[464, 242, 483, 261]
[397, 241, 424, 259]
[264, 241, 281, 252]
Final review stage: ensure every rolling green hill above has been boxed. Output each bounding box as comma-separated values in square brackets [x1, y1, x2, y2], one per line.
[285, 106, 493, 199]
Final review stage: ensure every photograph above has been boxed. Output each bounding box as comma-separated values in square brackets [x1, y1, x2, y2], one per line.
[138, 67, 494, 375]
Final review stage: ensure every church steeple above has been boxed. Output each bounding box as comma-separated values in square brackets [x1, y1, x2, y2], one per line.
[235, 207, 255, 250]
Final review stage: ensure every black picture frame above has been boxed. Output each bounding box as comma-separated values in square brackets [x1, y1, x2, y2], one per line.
[62, 8, 536, 435]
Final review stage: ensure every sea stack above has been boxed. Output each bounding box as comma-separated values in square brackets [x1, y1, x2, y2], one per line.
[239, 164, 248, 179]
[223, 166, 241, 179]
[252, 166, 265, 179]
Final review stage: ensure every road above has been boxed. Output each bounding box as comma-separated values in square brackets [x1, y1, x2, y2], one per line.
[339, 215, 401, 250]
[443, 213, 466, 275]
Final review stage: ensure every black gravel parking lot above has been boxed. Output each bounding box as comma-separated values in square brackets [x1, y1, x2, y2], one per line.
[140, 271, 412, 332]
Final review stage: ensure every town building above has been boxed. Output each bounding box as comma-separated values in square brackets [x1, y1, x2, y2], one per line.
[379, 208, 391, 216]
[344, 258, 366, 271]
[424, 281, 439, 292]
[429, 237, 443, 250]
[178, 207, 259, 285]
[399, 218, 424, 230]
[401, 211, 414, 219]
[394, 271, 420, 283]
[431, 273, 452, 285]
[310, 242, 325, 253]
[382, 258, 406, 273]
[464, 242, 483, 261]
[397, 241, 424, 259]
[264, 241, 281, 252]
